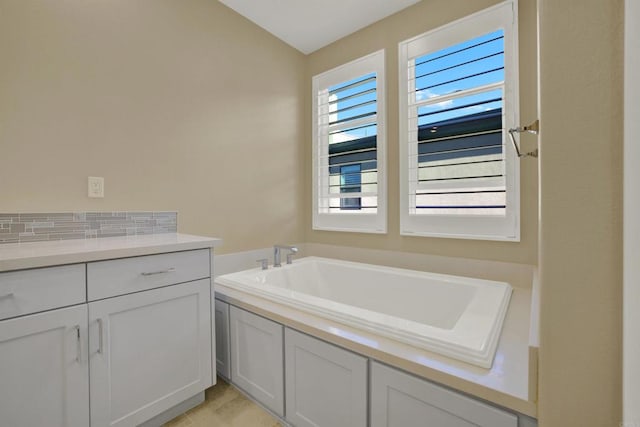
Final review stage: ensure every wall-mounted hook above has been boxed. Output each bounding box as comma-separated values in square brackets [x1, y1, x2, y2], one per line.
[508, 119, 539, 158]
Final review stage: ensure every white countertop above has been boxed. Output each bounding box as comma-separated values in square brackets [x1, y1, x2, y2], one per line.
[0, 233, 222, 272]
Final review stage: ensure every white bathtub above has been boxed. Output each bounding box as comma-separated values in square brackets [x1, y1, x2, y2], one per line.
[215, 256, 512, 368]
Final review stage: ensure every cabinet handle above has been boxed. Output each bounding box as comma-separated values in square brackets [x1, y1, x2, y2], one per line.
[0, 292, 14, 300]
[97, 318, 104, 354]
[74, 325, 81, 362]
[140, 267, 176, 276]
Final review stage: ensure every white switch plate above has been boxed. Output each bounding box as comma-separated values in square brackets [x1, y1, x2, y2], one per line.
[88, 176, 104, 198]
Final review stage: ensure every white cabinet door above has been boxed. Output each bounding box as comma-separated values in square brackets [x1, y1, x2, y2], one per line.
[371, 362, 518, 427]
[229, 305, 284, 417]
[285, 328, 367, 427]
[214, 298, 231, 379]
[89, 279, 212, 427]
[0, 305, 89, 427]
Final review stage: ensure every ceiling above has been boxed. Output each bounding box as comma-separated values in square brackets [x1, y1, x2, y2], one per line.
[218, 0, 422, 54]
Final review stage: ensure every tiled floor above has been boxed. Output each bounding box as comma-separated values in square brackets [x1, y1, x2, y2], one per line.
[163, 379, 282, 427]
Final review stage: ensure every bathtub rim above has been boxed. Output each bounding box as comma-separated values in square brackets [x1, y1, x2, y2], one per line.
[215, 256, 513, 369]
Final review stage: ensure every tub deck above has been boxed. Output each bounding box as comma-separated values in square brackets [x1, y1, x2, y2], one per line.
[216, 257, 513, 368]
[214, 282, 537, 418]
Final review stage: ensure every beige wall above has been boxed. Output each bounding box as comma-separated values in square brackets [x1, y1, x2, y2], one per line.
[0, 0, 306, 253]
[305, 0, 539, 266]
[538, 0, 623, 425]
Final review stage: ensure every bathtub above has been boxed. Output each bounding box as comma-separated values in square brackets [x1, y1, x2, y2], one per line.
[215, 256, 512, 368]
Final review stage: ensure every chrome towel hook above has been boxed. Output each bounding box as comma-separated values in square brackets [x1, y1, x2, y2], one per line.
[508, 119, 539, 158]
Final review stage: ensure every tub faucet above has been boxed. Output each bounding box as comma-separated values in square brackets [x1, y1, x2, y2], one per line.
[273, 244, 298, 267]
[256, 258, 269, 270]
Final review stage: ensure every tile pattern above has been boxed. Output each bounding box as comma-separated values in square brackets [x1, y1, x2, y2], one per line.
[0, 212, 177, 244]
[164, 379, 282, 427]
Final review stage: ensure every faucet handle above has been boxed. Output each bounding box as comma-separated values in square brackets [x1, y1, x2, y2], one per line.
[286, 252, 297, 265]
[256, 258, 269, 270]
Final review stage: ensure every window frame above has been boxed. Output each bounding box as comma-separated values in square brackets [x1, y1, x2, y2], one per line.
[312, 50, 387, 234]
[398, 0, 520, 241]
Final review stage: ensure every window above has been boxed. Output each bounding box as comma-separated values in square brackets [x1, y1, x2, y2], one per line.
[339, 164, 362, 210]
[399, 1, 520, 240]
[312, 50, 386, 233]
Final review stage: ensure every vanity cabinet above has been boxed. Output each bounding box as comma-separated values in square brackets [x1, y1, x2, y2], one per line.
[0, 265, 89, 427]
[214, 298, 231, 379]
[89, 279, 212, 427]
[284, 328, 367, 427]
[229, 305, 284, 416]
[0, 304, 89, 427]
[370, 361, 518, 427]
[0, 243, 216, 427]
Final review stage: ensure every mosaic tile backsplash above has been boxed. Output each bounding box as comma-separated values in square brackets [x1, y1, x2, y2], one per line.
[0, 212, 177, 244]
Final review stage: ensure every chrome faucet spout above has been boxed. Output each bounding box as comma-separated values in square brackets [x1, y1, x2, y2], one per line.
[273, 244, 298, 267]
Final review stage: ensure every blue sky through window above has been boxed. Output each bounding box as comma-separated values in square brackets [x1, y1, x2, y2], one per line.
[327, 29, 504, 144]
[328, 73, 377, 144]
[415, 29, 505, 127]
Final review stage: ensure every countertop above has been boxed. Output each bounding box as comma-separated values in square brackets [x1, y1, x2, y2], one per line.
[215, 281, 537, 418]
[0, 233, 222, 272]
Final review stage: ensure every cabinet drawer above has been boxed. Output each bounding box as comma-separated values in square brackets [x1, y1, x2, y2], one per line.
[88, 249, 210, 301]
[0, 264, 86, 320]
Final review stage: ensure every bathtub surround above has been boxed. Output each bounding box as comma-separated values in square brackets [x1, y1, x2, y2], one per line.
[217, 257, 513, 368]
[215, 280, 537, 417]
[0, 212, 177, 244]
[213, 245, 539, 415]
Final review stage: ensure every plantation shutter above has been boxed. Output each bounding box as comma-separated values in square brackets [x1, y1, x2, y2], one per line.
[408, 30, 507, 216]
[313, 50, 386, 233]
[399, 1, 519, 240]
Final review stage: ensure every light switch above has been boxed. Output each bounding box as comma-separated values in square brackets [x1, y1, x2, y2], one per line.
[88, 176, 104, 198]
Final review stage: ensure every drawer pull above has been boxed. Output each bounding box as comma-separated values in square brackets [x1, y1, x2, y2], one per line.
[0, 292, 14, 300]
[140, 267, 176, 276]
[74, 325, 81, 362]
[97, 318, 104, 354]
